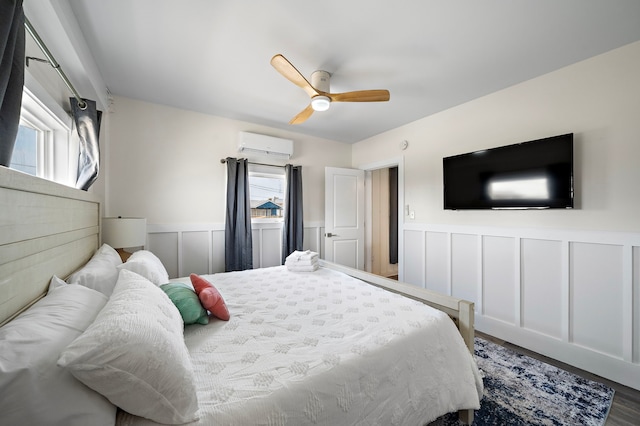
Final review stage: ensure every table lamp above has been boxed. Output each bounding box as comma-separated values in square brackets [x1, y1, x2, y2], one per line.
[102, 217, 147, 262]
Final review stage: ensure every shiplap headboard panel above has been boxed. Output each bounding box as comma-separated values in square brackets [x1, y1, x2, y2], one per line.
[0, 166, 100, 325]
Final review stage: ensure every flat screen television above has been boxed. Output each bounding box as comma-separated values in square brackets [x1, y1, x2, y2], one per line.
[443, 133, 573, 210]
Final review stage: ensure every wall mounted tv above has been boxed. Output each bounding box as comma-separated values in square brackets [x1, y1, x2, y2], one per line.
[443, 133, 574, 210]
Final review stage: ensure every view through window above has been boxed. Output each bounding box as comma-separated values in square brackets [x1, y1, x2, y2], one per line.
[10, 124, 39, 176]
[249, 173, 285, 220]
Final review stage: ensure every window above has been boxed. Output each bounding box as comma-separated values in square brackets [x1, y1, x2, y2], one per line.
[249, 167, 286, 221]
[10, 124, 39, 175]
[8, 87, 73, 185]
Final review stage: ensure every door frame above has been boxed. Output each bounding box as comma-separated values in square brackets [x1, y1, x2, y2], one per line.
[359, 156, 404, 282]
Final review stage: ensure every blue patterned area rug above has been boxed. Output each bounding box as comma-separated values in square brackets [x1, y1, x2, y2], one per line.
[430, 337, 614, 426]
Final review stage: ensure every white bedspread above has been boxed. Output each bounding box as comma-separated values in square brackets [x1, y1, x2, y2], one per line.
[117, 266, 482, 426]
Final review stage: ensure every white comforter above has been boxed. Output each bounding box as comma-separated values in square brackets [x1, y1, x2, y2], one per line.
[117, 266, 482, 426]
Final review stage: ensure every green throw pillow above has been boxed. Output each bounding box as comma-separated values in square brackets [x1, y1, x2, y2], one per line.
[160, 282, 209, 325]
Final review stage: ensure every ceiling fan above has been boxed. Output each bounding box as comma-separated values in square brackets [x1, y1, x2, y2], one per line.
[270, 54, 390, 125]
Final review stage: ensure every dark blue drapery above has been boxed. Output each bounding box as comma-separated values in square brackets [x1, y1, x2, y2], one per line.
[0, 0, 25, 167]
[282, 164, 303, 264]
[225, 158, 253, 271]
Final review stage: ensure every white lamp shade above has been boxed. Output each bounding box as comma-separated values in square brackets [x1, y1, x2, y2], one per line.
[102, 217, 147, 249]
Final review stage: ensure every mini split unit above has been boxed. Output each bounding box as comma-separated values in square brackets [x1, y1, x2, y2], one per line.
[237, 131, 293, 160]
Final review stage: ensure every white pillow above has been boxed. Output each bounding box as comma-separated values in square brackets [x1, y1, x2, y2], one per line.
[48, 274, 68, 293]
[58, 269, 199, 424]
[0, 285, 115, 426]
[67, 243, 122, 295]
[117, 249, 169, 285]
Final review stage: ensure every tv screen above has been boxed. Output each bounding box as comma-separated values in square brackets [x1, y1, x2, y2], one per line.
[443, 133, 573, 210]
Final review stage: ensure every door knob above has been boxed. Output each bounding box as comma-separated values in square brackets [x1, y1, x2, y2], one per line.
[325, 232, 338, 237]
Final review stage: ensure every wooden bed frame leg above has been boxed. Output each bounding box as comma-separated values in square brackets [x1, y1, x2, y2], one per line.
[458, 409, 474, 424]
[458, 302, 475, 425]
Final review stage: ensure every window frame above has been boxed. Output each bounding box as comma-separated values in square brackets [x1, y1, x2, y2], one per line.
[248, 165, 286, 224]
[10, 85, 74, 185]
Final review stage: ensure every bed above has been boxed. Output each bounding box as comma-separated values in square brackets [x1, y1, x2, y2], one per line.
[0, 166, 482, 425]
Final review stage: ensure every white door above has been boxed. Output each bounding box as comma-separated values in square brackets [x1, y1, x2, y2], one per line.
[324, 167, 365, 269]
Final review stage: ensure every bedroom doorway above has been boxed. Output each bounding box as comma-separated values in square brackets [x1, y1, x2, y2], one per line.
[323, 157, 404, 280]
[365, 167, 399, 280]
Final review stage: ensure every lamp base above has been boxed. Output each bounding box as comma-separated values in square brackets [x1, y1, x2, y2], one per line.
[115, 248, 133, 263]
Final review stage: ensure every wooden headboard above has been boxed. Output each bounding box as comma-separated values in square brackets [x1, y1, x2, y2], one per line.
[0, 166, 100, 325]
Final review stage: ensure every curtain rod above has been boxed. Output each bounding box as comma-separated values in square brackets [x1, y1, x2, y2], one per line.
[24, 17, 87, 110]
[220, 158, 289, 168]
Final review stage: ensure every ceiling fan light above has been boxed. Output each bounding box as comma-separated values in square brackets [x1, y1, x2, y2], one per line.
[311, 96, 331, 112]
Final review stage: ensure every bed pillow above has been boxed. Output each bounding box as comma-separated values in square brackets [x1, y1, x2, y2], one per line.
[67, 243, 122, 296]
[160, 282, 209, 325]
[117, 249, 169, 285]
[48, 274, 68, 293]
[58, 269, 199, 424]
[190, 273, 230, 321]
[0, 284, 116, 426]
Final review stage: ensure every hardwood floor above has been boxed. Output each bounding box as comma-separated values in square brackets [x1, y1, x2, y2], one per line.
[477, 331, 640, 426]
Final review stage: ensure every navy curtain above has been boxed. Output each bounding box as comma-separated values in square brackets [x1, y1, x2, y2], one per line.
[389, 166, 398, 264]
[72, 98, 102, 190]
[281, 164, 303, 264]
[225, 157, 253, 271]
[0, 0, 25, 167]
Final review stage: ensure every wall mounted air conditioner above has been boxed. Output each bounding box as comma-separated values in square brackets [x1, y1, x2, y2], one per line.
[238, 131, 293, 160]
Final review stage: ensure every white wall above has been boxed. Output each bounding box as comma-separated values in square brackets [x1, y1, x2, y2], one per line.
[353, 41, 640, 232]
[105, 96, 351, 224]
[352, 41, 640, 390]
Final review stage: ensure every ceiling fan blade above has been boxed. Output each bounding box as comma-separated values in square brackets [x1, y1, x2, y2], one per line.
[271, 54, 318, 98]
[329, 89, 390, 102]
[289, 104, 314, 125]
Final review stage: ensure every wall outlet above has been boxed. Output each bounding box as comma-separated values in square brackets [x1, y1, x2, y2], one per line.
[409, 211, 415, 219]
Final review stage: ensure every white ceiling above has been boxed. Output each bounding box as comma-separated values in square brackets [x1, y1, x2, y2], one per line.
[65, 0, 640, 143]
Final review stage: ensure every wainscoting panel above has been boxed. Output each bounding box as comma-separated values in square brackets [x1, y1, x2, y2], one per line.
[211, 230, 225, 273]
[482, 236, 517, 325]
[182, 231, 209, 276]
[147, 222, 324, 279]
[521, 238, 563, 339]
[304, 226, 324, 259]
[570, 242, 624, 358]
[451, 233, 479, 305]
[425, 231, 449, 295]
[147, 232, 179, 279]
[402, 223, 640, 391]
[260, 227, 283, 268]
